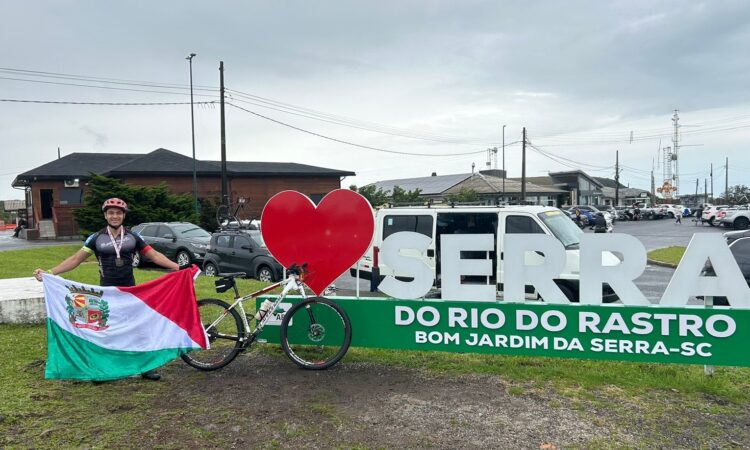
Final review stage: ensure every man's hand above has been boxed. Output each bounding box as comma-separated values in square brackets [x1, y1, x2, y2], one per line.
[33, 268, 45, 282]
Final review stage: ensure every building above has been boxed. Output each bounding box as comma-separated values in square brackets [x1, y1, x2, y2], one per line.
[372, 170, 567, 206]
[12, 148, 354, 239]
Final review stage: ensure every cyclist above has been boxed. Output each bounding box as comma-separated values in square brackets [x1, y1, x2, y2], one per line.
[33, 197, 181, 381]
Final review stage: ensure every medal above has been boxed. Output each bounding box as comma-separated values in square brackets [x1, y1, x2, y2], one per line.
[107, 227, 125, 267]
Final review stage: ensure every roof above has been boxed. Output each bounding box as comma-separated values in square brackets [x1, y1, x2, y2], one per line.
[372, 173, 472, 195]
[13, 148, 354, 186]
[2, 200, 25, 210]
[549, 170, 604, 188]
[601, 186, 650, 198]
[445, 173, 567, 195]
[593, 177, 625, 189]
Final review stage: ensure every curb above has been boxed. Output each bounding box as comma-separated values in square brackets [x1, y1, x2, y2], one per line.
[647, 259, 678, 269]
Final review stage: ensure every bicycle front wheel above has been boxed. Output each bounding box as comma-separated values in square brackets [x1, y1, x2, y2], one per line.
[280, 297, 352, 370]
[181, 298, 245, 371]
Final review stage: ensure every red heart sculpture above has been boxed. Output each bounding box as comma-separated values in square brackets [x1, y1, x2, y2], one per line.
[261, 189, 374, 296]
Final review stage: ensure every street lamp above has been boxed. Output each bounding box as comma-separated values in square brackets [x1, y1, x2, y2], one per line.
[186, 52, 198, 214]
[502, 124, 506, 204]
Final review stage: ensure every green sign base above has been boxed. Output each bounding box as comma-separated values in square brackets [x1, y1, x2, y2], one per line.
[258, 296, 750, 367]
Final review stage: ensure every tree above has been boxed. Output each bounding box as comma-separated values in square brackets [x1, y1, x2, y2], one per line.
[72, 174, 199, 235]
[445, 188, 479, 204]
[391, 186, 422, 204]
[349, 184, 390, 207]
[725, 184, 750, 204]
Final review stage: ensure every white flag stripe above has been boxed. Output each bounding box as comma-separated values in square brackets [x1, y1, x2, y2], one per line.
[43, 274, 203, 352]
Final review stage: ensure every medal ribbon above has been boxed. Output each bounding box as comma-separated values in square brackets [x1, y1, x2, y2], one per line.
[107, 227, 124, 260]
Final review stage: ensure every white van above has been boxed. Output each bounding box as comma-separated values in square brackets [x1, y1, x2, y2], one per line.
[350, 205, 619, 302]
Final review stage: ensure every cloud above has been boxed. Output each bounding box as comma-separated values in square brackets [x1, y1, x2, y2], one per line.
[79, 126, 109, 148]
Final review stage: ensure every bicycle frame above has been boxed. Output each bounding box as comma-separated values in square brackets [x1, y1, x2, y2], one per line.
[205, 273, 309, 347]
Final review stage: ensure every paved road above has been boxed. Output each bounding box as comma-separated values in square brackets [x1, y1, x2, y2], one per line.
[0, 230, 81, 252]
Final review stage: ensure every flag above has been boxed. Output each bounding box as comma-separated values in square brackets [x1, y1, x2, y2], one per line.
[42, 267, 207, 381]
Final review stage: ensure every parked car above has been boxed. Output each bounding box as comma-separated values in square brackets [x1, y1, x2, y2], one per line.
[202, 229, 283, 282]
[657, 204, 690, 219]
[701, 205, 730, 226]
[719, 205, 750, 230]
[700, 237, 750, 306]
[614, 206, 632, 221]
[131, 222, 211, 267]
[568, 205, 613, 223]
[724, 229, 750, 245]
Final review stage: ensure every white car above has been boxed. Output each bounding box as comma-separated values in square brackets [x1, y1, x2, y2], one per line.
[702, 205, 730, 226]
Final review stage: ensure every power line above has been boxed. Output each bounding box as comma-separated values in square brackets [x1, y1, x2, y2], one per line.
[0, 76, 220, 98]
[0, 98, 219, 106]
[0, 67, 217, 91]
[227, 102, 520, 157]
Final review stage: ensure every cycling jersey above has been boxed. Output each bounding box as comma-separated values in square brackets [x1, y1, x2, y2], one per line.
[82, 227, 152, 286]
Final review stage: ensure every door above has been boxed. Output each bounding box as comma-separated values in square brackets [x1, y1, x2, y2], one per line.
[498, 213, 547, 299]
[230, 234, 258, 275]
[153, 225, 178, 259]
[40, 189, 54, 219]
[212, 234, 235, 272]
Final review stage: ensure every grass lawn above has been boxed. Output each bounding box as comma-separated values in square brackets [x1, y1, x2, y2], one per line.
[2, 245, 750, 447]
[647, 246, 686, 266]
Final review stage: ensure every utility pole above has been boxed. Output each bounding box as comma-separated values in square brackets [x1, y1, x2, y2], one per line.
[615, 150, 620, 206]
[673, 111, 680, 192]
[502, 124, 506, 203]
[710, 163, 713, 202]
[186, 53, 199, 214]
[219, 61, 228, 207]
[725, 157, 729, 203]
[704, 178, 708, 205]
[521, 127, 526, 203]
[695, 178, 698, 201]
[57, 147, 61, 159]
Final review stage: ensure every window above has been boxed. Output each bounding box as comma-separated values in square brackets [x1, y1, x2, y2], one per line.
[233, 235, 251, 249]
[157, 225, 173, 238]
[216, 235, 232, 248]
[505, 215, 545, 234]
[140, 225, 158, 237]
[59, 188, 83, 205]
[382, 215, 434, 239]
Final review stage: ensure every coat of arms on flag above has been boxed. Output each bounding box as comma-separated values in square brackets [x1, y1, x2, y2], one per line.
[42, 267, 207, 381]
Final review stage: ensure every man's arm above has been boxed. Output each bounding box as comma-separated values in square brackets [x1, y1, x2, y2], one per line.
[143, 248, 180, 271]
[34, 249, 91, 281]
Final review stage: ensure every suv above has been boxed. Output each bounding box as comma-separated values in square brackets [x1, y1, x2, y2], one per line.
[701, 205, 730, 226]
[131, 222, 211, 267]
[202, 230, 283, 282]
[720, 205, 750, 230]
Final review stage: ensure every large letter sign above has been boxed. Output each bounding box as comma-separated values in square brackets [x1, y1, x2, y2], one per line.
[378, 232, 433, 299]
[580, 234, 649, 305]
[441, 234, 495, 302]
[259, 192, 750, 368]
[504, 234, 567, 303]
[660, 234, 750, 307]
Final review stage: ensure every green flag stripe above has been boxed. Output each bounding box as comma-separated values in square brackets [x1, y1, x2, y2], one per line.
[45, 319, 192, 381]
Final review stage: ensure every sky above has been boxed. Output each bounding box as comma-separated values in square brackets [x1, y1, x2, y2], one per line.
[1, 1, 749, 201]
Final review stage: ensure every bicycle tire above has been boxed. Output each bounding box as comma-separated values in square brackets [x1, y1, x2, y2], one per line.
[181, 298, 245, 371]
[280, 297, 352, 370]
[216, 204, 232, 228]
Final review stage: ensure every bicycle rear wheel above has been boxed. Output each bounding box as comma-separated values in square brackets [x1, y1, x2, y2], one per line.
[181, 298, 245, 371]
[280, 297, 352, 370]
